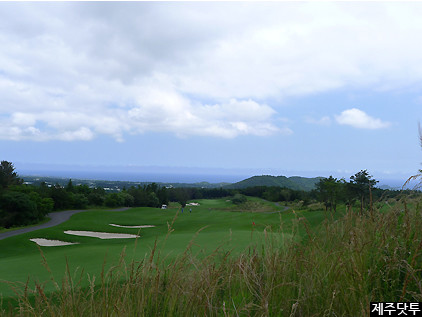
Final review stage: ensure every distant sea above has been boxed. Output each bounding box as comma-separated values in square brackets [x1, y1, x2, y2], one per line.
[16, 164, 416, 189]
[18, 170, 250, 184]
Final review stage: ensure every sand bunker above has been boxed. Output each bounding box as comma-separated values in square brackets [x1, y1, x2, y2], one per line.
[30, 238, 79, 247]
[109, 224, 156, 229]
[64, 230, 139, 239]
[186, 202, 200, 206]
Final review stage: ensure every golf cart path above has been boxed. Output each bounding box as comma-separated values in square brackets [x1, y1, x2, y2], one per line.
[0, 207, 131, 241]
[264, 204, 290, 214]
[261, 202, 290, 214]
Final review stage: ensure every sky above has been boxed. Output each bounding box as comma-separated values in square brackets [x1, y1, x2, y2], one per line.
[1, 2, 421, 185]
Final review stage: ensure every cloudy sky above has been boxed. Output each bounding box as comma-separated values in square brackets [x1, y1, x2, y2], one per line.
[1, 2, 421, 184]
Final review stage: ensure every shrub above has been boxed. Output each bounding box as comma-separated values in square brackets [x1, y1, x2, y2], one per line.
[232, 193, 247, 205]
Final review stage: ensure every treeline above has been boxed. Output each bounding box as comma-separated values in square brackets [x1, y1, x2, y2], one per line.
[0, 161, 235, 228]
[238, 170, 408, 214]
[0, 161, 171, 228]
[0, 160, 410, 228]
[166, 170, 409, 215]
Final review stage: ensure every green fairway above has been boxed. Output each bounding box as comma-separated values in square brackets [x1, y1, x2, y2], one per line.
[0, 198, 326, 300]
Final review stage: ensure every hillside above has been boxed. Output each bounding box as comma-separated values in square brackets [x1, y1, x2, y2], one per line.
[225, 175, 323, 191]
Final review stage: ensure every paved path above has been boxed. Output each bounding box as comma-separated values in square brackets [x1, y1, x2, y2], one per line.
[0, 207, 131, 241]
[263, 205, 290, 214]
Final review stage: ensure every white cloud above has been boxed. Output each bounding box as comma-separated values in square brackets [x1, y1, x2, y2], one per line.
[57, 127, 94, 141]
[126, 84, 282, 138]
[0, 2, 420, 141]
[0, 94, 282, 141]
[11, 113, 37, 126]
[335, 108, 391, 130]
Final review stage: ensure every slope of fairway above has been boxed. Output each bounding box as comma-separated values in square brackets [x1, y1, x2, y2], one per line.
[0, 198, 314, 299]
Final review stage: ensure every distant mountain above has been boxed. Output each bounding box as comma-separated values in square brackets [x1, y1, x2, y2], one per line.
[378, 184, 401, 190]
[224, 175, 323, 191]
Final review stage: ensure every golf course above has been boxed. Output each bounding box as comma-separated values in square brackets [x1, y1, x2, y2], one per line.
[0, 198, 297, 297]
[1, 194, 421, 316]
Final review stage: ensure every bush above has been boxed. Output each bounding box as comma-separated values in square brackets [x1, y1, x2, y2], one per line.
[88, 192, 105, 206]
[72, 193, 89, 209]
[0, 191, 38, 227]
[119, 192, 135, 207]
[105, 193, 125, 208]
[232, 193, 247, 205]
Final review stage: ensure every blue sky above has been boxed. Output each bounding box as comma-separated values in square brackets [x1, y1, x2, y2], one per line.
[1, 2, 421, 185]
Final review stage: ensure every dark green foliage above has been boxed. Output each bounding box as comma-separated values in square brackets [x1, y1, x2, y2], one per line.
[119, 192, 135, 207]
[88, 192, 105, 206]
[232, 193, 247, 204]
[71, 193, 90, 209]
[28, 192, 54, 216]
[0, 191, 37, 227]
[315, 176, 343, 212]
[157, 187, 169, 205]
[349, 169, 378, 214]
[50, 184, 72, 210]
[147, 192, 160, 207]
[126, 183, 167, 207]
[105, 193, 125, 208]
[0, 161, 22, 190]
[65, 179, 74, 192]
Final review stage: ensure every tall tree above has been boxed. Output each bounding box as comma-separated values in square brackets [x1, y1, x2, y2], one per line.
[0, 161, 22, 190]
[349, 170, 378, 214]
[66, 179, 74, 192]
[316, 176, 342, 213]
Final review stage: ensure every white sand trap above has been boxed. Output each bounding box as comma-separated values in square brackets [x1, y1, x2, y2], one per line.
[109, 224, 156, 229]
[30, 238, 79, 247]
[64, 230, 139, 239]
[186, 202, 200, 206]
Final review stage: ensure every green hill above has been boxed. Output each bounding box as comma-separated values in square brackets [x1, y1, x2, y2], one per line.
[224, 175, 323, 191]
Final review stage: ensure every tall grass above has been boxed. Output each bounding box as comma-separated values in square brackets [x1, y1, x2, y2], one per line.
[3, 197, 421, 316]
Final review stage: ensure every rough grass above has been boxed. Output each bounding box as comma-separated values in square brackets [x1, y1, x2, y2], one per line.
[2, 196, 421, 316]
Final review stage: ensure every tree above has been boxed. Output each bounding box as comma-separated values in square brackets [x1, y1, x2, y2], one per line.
[105, 193, 124, 208]
[232, 193, 247, 205]
[119, 192, 135, 207]
[147, 192, 160, 207]
[28, 192, 53, 218]
[65, 179, 74, 192]
[88, 192, 105, 206]
[72, 193, 89, 209]
[157, 187, 169, 206]
[0, 161, 22, 190]
[0, 191, 37, 227]
[50, 184, 71, 210]
[349, 170, 378, 214]
[316, 176, 342, 213]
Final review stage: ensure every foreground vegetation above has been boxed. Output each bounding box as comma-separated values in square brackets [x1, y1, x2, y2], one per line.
[0, 195, 420, 316]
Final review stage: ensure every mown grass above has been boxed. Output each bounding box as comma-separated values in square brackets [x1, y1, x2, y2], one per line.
[1, 196, 421, 316]
[0, 198, 296, 300]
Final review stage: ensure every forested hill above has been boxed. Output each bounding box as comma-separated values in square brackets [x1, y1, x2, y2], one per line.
[224, 175, 323, 191]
